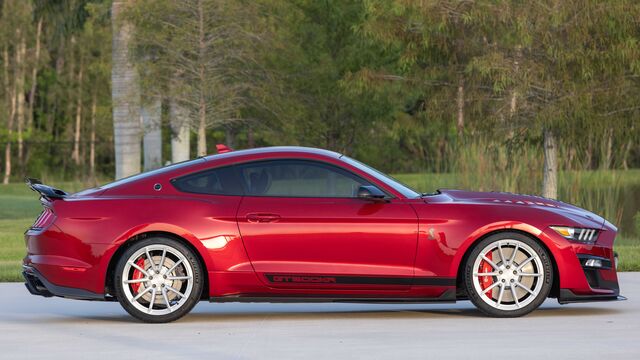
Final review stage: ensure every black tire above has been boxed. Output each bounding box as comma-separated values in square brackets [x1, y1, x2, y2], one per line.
[114, 237, 204, 323]
[464, 232, 553, 317]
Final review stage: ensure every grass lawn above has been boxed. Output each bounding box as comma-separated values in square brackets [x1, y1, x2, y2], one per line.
[0, 176, 638, 282]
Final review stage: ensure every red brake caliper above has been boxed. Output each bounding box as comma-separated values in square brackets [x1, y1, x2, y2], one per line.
[130, 258, 146, 293]
[479, 251, 494, 296]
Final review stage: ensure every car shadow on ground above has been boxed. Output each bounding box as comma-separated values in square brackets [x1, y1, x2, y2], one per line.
[23, 304, 624, 324]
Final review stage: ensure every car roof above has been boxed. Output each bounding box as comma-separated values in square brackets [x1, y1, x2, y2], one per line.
[97, 147, 341, 191]
[204, 146, 342, 161]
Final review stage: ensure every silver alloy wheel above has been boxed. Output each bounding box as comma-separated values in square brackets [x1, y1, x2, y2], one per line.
[121, 244, 194, 316]
[471, 240, 544, 311]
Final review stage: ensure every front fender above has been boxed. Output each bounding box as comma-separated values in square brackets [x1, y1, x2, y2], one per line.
[448, 221, 586, 291]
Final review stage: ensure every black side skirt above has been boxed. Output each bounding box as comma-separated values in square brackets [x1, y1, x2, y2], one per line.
[264, 274, 456, 287]
[210, 289, 457, 304]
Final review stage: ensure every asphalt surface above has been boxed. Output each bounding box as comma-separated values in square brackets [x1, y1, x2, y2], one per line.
[0, 273, 639, 360]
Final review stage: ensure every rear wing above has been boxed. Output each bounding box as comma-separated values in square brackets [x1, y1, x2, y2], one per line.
[25, 178, 68, 200]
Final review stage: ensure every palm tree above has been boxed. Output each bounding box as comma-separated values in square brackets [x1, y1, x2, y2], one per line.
[142, 98, 162, 171]
[111, 0, 140, 179]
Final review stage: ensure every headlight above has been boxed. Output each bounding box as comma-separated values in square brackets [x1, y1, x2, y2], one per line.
[550, 226, 599, 244]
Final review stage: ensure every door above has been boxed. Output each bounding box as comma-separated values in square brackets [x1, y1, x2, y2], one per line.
[235, 159, 419, 289]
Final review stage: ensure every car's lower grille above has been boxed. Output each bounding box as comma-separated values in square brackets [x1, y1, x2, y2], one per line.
[584, 268, 601, 288]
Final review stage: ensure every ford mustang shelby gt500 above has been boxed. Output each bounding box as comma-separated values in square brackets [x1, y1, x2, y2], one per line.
[23, 146, 624, 322]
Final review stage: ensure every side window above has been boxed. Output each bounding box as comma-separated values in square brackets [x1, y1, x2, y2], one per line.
[237, 160, 374, 198]
[172, 166, 243, 195]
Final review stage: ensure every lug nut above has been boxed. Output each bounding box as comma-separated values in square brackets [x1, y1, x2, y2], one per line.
[152, 284, 156, 288]
[499, 271, 503, 275]
[163, 275, 167, 279]
[510, 279, 515, 283]
[148, 276, 153, 280]
[501, 279, 505, 283]
[506, 265, 510, 269]
[513, 271, 517, 275]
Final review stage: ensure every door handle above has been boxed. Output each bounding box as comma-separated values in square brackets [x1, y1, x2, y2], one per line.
[246, 213, 281, 223]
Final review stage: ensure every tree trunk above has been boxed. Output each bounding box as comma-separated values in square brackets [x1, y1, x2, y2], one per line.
[196, 0, 207, 156]
[111, 0, 141, 179]
[585, 137, 593, 170]
[225, 127, 236, 149]
[542, 129, 558, 199]
[89, 92, 97, 181]
[507, 46, 520, 138]
[197, 107, 206, 156]
[142, 98, 162, 170]
[456, 76, 464, 137]
[247, 124, 254, 148]
[2, 46, 15, 185]
[27, 17, 43, 131]
[622, 135, 634, 170]
[16, 33, 26, 172]
[72, 59, 84, 165]
[567, 146, 576, 171]
[170, 99, 190, 163]
[600, 127, 613, 170]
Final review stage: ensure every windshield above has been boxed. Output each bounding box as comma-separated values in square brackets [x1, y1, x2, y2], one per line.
[340, 156, 421, 198]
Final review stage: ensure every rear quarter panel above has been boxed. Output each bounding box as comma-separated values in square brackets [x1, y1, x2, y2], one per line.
[49, 195, 249, 294]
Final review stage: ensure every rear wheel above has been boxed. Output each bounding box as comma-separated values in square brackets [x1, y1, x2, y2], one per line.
[464, 232, 553, 317]
[114, 237, 203, 323]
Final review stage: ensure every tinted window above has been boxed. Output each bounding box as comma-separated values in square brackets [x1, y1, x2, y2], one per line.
[172, 166, 243, 195]
[100, 158, 206, 190]
[237, 160, 373, 198]
[341, 156, 421, 198]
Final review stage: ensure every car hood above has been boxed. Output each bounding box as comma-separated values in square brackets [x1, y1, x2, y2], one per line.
[429, 189, 607, 229]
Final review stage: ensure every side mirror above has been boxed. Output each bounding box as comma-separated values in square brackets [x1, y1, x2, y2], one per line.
[357, 185, 387, 201]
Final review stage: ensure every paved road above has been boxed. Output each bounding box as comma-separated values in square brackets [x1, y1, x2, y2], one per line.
[1, 273, 639, 359]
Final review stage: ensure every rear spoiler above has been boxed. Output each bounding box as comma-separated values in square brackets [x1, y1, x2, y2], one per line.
[25, 178, 68, 199]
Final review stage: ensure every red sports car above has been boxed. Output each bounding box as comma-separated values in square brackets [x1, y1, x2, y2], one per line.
[23, 146, 624, 322]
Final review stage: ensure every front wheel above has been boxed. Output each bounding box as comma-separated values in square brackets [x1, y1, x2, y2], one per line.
[464, 232, 553, 317]
[114, 237, 204, 323]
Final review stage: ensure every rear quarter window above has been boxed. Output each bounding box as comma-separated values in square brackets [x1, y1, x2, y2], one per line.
[171, 166, 243, 195]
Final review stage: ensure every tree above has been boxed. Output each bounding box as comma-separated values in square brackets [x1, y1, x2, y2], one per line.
[128, 0, 268, 157]
[1, 0, 34, 183]
[111, 0, 141, 179]
[360, 0, 640, 190]
[141, 98, 162, 170]
[80, 2, 112, 181]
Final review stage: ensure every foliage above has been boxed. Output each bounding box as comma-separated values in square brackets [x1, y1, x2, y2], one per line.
[0, 0, 638, 181]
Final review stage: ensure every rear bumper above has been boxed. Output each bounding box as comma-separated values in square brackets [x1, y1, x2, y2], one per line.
[22, 265, 105, 301]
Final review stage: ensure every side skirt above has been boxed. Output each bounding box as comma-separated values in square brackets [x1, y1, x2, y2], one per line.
[210, 289, 457, 304]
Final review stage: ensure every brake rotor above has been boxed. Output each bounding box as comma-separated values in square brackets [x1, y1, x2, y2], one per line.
[130, 255, 186, 307]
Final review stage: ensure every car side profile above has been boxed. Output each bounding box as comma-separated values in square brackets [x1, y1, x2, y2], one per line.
[23, 146, 624, 322]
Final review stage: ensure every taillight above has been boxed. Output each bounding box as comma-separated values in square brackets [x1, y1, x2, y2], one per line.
[31, 207, 55, 231]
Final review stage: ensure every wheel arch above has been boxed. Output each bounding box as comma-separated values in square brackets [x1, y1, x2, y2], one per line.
[104, 231, 210, 300]
[454, 228, 560, 299]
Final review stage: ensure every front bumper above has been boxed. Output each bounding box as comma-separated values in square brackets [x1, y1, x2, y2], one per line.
[558, 289, 626, 304]
[22, 265, 105, 301]
[557, 247, 625, 304]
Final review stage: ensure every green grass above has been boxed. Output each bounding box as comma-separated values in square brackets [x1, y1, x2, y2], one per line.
[0, 173, 638, 282]
[0, 219, 32, 282]
[617, 246, 640, 272]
